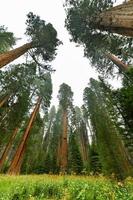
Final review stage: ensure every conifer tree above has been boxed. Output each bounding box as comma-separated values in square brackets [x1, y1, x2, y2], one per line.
[21, 113, 44, 174]
[68, 131, 83, 174]
[0, 12, 60, 69]
[65, 0, 133, 76]
[72, 106, 90, 172]
[113, 69, 133, 161]
[83, 78, 132, 178]
[58, 83, 73, 173]
[7, 71, 52, 174]
[0, 26, 16, 53]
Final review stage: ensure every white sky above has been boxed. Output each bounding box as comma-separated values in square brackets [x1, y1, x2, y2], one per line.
[0, 0, 122, 107]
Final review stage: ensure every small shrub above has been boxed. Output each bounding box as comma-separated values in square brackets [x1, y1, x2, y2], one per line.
[33, 182, 63, 199]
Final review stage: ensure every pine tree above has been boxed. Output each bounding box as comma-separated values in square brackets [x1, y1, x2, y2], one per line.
[68, 131, 83, 174]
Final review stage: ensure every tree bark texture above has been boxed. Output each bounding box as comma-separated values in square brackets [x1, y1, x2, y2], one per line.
[0, 94, 11, 108]
[0, 42, 33, 69]
[79, 122, 89, 165]
[116, 134, 133, 175]
[0, 127, 19, 171]
[11, 144, 26, 175]
[95, 1, 133, 37]
[60, 111, 68, 173]
[106, 53, 129, 71]
[7, 97, 42, 175]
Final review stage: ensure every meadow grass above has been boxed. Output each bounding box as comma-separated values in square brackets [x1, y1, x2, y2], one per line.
[0, 174, 132, 199]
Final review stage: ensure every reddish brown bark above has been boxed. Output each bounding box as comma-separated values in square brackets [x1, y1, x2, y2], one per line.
[96, 1, 133, 37]
[7, 97, 42, 175]
[0, 42, 33, 69]
[0, 94, 11, 108]
[60, 111, 68, 173]
[12, 144, 26, 175]
[106, 53, 129, 71]
[0, 127, 19, 171]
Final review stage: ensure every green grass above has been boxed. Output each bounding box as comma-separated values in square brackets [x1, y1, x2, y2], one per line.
[0, 174, 132, 199]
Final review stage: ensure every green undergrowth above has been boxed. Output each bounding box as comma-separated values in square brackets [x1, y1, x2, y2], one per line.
[0, 175, 132, 199]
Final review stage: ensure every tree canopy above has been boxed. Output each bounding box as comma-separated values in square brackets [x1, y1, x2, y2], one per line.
[0, 26, 16, 53]
[65, 0, 133, 76]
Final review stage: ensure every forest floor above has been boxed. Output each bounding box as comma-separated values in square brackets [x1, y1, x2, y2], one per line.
[0, 174, 132, 199]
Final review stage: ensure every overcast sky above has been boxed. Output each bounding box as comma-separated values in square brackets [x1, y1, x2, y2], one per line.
[0, 0, 122, 107]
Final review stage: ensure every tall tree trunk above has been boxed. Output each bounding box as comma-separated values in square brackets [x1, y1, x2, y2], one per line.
[60, 111, 68, 173]
[57, 135, 62, 167]
[0, 42, 33, 69]
[80, 122, 89, 166]
[12, 143, 26, 175]
[57, 134, 62, 168]
[7, 97, 42, 175]
[43, 119, 53, 154]
[0, 94, 11, 108]
[115, 103, 133, 162]
[0, 127, 19, 171]
[95, 1, 133, 37]
[106, 53, 129, 71]
[117, 135, 132, 175]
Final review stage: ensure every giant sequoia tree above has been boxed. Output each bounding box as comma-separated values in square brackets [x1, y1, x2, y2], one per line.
[43, 106, 63, 174]
[0, 9, 60, 174]
[83, 78, 132, 178]
[0, 63, 36, 172]
[65, 0, 133, 36]
[0, 12, 60, 69]
[21, 113, 44, 174]
[0, 43, 53, 174]
[92, 1, 133, 37]
[113, 69, 133, 161]
[58, 83, 73, 173]
[7, 71, 52, 175]
[65, 0, 133, 75]
[71, 106, 90, 172]
[0, 63, 35, 144]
